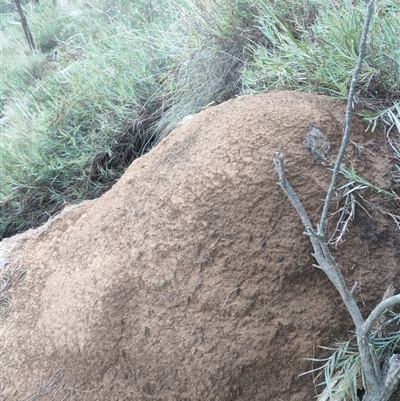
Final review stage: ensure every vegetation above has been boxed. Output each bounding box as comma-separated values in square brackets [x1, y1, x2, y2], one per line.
[0, 0, 261, 237]
[303, 307, 400, 401]
[1, 0, 399, 239]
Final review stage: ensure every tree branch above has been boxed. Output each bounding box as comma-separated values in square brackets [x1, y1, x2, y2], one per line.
[362, 294, 400, 335]
[318, 0, 375, 235]
[273, 2, 400, 400]
[274, 152, 365, 329]
[13, 0, 35, 51]
[383, 354, 400, 400]
[274, 153, 315, 233]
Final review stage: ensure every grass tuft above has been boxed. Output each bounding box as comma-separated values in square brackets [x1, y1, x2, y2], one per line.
[0, 0, 260, 238]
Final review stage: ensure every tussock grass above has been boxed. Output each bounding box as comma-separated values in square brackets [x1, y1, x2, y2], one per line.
[243, 0, 400, 101]
[0, 0, 258, 238]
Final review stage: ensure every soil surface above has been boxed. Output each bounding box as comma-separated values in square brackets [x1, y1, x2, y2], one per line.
[1, 91, 399, 401]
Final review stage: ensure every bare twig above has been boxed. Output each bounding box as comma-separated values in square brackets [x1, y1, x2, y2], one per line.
[273, 1, 400, 400]
[363, 295, 400, 336]
[318, 0, 375, 235]
[219, 284, 242, 312]
[274, 153, 364, 329]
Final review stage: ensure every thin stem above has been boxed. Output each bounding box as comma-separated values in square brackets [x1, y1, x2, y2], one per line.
[362, 295, 400, 335]
[318, 0, 374, 235]
[273, 2, 400, 399]
[274, 153, 315, 233]
[274, 152, 365, 329]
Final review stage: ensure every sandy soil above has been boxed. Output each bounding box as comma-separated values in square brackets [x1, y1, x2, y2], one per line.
[1, 91, 399, 401]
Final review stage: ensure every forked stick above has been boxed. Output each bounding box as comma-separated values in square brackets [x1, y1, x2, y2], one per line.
[273, 1, 400, 400]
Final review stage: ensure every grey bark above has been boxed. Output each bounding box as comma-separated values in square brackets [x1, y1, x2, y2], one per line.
[273, 1, 400, 400]
[13, 0, 35, 51]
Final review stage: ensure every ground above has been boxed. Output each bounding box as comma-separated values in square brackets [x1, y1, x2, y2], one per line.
[1, 91, 399, 400]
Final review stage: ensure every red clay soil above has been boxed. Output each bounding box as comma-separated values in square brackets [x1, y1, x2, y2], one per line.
[1, 91, 399, 401]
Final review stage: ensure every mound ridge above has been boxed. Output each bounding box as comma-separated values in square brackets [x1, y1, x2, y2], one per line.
[1, 91, 399, 400]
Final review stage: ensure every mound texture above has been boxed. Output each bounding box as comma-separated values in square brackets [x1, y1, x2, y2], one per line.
[1, 91, 399, 401]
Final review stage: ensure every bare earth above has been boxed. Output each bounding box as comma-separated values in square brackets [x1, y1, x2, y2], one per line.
[1, 91, 399, 401]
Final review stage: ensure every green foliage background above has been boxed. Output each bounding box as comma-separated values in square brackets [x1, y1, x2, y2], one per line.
[0, 0, 399, 239]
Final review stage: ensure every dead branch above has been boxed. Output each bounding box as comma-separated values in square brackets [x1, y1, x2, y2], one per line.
[273, 1, 400, 400]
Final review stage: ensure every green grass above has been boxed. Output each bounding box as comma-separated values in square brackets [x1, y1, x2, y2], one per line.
[242, 0, 400, 99]
[0, 0, 259, 237]
[0, 0, 399, 239]
[301, 309, 400, 401]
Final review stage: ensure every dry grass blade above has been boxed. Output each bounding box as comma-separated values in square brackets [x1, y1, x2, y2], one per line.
[328, 192, 356, 246]
[23, 370, 64, 401]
